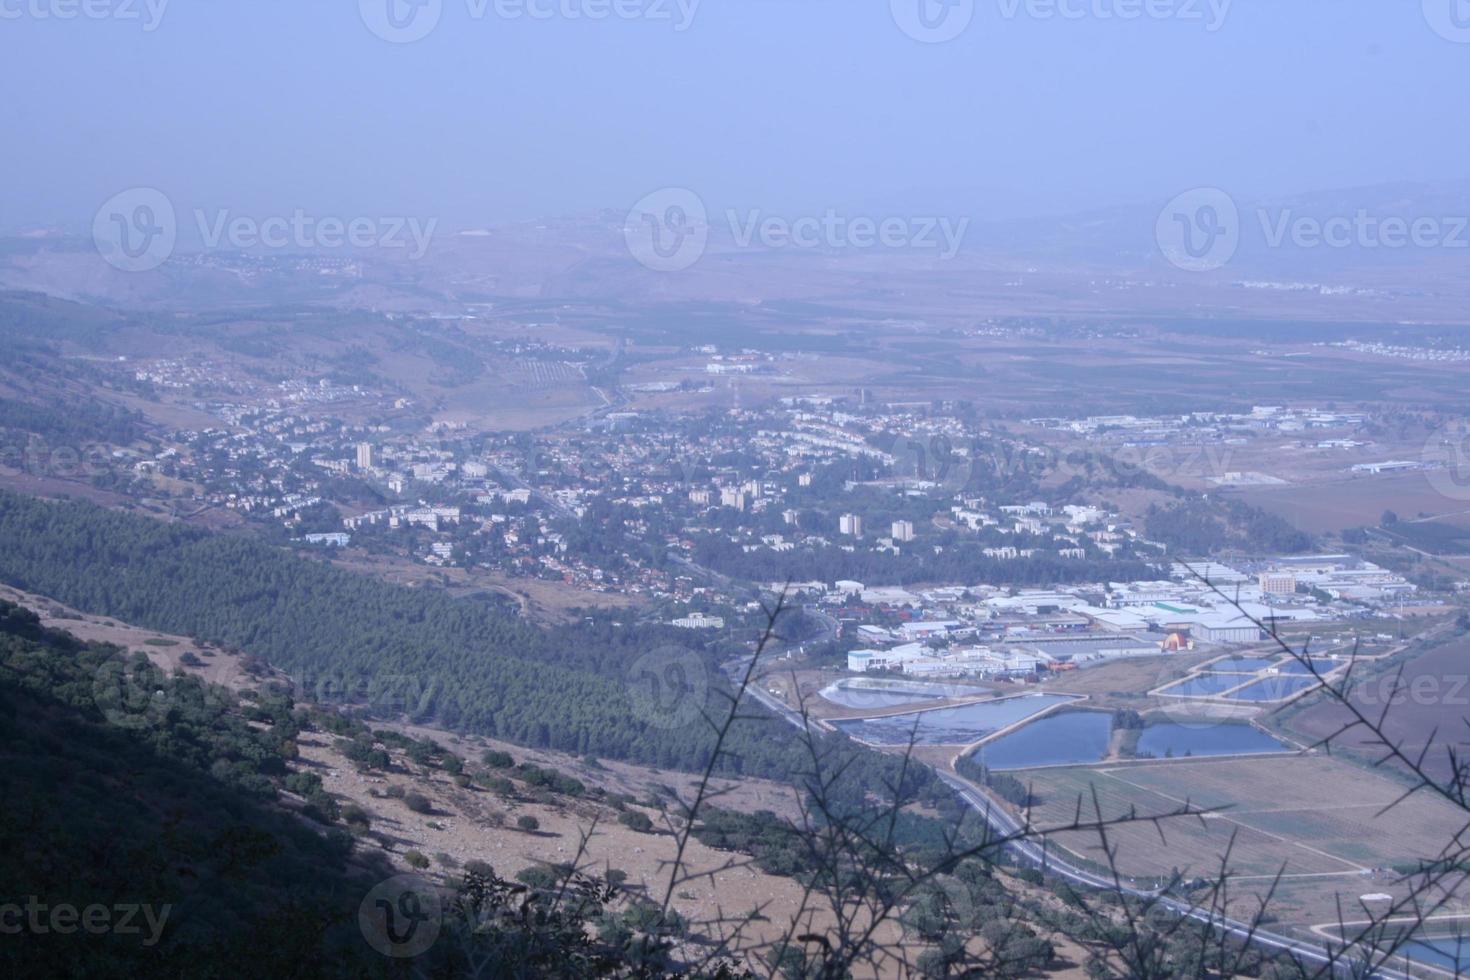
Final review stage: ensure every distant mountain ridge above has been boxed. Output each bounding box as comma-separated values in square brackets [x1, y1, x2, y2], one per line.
[1, 179, 1467, 314]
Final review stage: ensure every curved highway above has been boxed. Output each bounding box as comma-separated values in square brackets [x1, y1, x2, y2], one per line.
[730, 660, 1412, 979]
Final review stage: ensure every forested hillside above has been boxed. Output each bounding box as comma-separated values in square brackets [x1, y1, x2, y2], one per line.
[1143, 496, 1314, 555]
[0, 600, 390, 976]
[692, 534, 1156, 588]
[0, 599, 775, 978]
[0, 490, 938, 803]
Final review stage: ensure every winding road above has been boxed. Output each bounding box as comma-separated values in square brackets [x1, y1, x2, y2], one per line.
[729, 658, 1413, 979]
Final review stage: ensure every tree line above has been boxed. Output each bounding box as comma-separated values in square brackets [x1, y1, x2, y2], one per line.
[0, 489, 940, 806]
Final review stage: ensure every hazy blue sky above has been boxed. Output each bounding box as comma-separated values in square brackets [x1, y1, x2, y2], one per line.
[2, 0, 1467, 231]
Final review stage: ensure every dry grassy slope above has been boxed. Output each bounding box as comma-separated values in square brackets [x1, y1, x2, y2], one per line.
[0, 584, 824, 960]
[4, 580, 1108, 975]
[0, 585, 837, 958]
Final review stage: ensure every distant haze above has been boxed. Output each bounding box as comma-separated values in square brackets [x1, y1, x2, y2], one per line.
[1, 1, 1467, 231]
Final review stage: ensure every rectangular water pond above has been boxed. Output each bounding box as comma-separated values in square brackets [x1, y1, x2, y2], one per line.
[1222, 675, 1320, 702]
[819, 680, 988, 711]
[821, 686, 942, 710]
[831, 694, 1077, 746]
[1157, 673, 1246, 698]
[1134, 722, 1289, 759]
[1202, 656, 1280, 673]
[1274, 658, 1344, 676]
[973, 710, 1113, 770]
[1400, 936, 1470, 973]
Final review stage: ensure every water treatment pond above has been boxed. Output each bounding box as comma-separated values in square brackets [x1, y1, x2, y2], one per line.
[1399, 935, 1470, 973]
[1158, 673, 1246, 697]
[821, 686, 941, 710]
[1134, 722, 1289, 759]
[832, 694, 1076, 746]
[978, 716, 1290, 769]
[1275, 658, 1344, 676]
[974, 710, 1113, 769]
[1202, 656, 1280, 673]
[819, 679, 989, 710]
[1223, 675, 1320, 702]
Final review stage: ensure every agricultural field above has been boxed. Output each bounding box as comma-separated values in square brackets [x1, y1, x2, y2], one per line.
[1378, 519, 1470, 556]
[1283, 632, 1470, 786]
[1240, 471, 1465, 534]
[1019, 754, 1469, 928]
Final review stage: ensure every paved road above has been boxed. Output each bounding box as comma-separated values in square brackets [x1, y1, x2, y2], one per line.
[729, 661, 1410, 979]
[667, 553, 739, 592]
[933, 772, 1410, 978]
[801, 604, 841, 646]
[488, 461, 577, 522]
